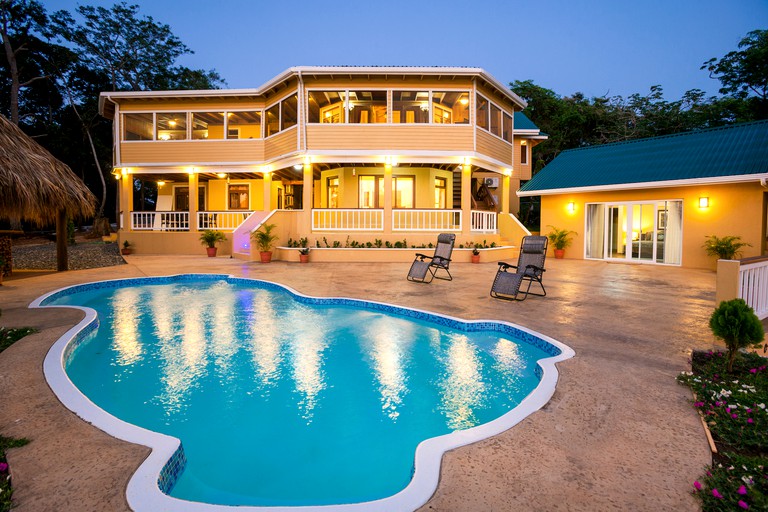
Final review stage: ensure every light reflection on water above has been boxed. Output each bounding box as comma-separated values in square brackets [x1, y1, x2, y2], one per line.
[247, 290, 282, 388]
[438, 334, 485, 431]
[111, 288, 142, 367]
[285, 304, 328, 420]
[62, 278, 548, 506]
[362, 316, 413, 420]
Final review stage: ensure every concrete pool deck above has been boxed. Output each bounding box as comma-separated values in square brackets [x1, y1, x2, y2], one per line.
[0, 256, 720, 511]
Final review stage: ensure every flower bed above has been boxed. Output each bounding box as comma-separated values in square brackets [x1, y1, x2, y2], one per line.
[678, 351, 768, 510]
[0, 315, 33, 512]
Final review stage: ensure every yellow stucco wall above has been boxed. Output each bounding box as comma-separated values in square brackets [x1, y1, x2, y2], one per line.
[538, 181, 765, 269]
[318, 167, 454, 209]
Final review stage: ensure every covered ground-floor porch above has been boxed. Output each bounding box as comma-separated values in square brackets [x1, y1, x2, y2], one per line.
[115, 159, 530, 260]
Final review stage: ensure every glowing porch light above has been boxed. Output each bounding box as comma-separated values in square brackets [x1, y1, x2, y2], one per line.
[698, 197, 710, 208]
[293, 164, 303, 170]
[157, 180, 166, 187]
[217, 173, 227, 179]
[566, 201, 576, 213]
[459, 97, 469, 105]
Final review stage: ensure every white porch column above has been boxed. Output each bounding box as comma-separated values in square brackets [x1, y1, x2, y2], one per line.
[302, 163, 313, 233]
[461, 163, 472, 235]
[188, 171, 199, 232]
[263, 171, 273, 211]
[383, 163, 393, 233]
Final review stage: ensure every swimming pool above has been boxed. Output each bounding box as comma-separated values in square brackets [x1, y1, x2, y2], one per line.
[35, 274, 573, 511]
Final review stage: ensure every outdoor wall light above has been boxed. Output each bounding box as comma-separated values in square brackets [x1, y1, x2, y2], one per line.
[217, 173, 227, 178]
[566, 201, 576, 213]
[293, 164, 302, 170]
[698, 196, 710, 208]
[157, 181, 165, 187]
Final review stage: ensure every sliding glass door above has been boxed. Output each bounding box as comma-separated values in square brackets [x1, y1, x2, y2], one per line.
[585, 200, 682, 265]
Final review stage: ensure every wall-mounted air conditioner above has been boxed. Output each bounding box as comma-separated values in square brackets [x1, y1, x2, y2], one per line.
[484, 177, 500, 188]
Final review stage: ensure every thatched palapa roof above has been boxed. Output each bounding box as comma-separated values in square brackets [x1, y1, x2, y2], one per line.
[0, 113, 95, 225]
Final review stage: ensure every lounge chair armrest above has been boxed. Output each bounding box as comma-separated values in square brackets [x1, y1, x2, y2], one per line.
[497, 261, 514, 270]
[525, 264, 545, 273]
[415, 253, 433, 261]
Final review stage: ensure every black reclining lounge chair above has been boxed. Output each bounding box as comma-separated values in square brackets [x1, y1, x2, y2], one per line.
[406, 233, 455, 283]
[490, 235, 548, 301]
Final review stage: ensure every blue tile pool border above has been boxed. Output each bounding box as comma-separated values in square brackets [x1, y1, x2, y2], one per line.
[33, 273, 575, 512]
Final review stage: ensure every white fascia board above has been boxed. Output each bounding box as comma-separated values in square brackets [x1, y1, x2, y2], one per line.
[100, 66, 527, 114]
[516, 173, 768, 196]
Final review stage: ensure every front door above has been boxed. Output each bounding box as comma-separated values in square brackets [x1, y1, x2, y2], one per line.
[174, 186, 206, 211]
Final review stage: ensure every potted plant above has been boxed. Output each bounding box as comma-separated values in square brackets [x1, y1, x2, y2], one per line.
[546, 226, 576, 259]
[471, 245, 480, 264]
[251, 223, 279, 263]
[299, 247, 310, 263]
[703, 235, 750, 260]
[199, 230, 227, 257]
[121, 240, 131, 255]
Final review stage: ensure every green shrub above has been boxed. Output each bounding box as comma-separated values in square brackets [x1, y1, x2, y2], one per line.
[709, 299, 764, 372]
[704, 235, 751, 260]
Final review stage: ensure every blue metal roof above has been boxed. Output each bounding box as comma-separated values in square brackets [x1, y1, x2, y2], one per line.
[519, 120, 768, 194]
[514, 112, 540, 131]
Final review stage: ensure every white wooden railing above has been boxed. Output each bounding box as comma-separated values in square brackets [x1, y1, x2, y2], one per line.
[197, 211, 252, 231]
[739, 256, 768, 319]
[393, 209, 461, 231]
[131, 211, 190, 231]
[312, 209, 384, 231]
[471, 210, 498, 233]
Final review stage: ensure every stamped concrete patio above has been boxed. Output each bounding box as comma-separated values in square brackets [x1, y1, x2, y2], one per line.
[0, 256, 718, 511]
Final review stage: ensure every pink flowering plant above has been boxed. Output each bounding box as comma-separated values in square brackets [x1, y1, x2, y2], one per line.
[1, 435, 30, 512]
[678, 350, 768, 511]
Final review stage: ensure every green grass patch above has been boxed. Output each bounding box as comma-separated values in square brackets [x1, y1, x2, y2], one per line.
[0, 327, 36, 354]
[678, 351, 768, 511]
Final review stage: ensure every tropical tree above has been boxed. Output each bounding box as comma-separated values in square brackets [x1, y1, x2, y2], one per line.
[50, 2, 224, 92]
[43, 2, 225, 232]
[0, 0, 49, 125]
[702, 29, 768, 107]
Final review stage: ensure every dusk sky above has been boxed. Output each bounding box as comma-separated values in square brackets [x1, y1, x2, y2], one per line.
[43, 0, 767, 101]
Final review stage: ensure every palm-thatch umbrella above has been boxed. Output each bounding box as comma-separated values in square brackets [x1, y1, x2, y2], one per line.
[0, 114, 96, 271]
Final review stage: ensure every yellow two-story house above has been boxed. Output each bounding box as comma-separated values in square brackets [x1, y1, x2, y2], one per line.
[99, 66, 545, 261]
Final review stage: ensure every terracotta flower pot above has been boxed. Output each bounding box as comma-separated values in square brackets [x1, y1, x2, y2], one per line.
[121, 248, 131, 256]
[299, 254, 309, 263]
[206, 247, 218, 258]
[260, 251, 272, 263]
[471, 254, 480, 264]
[554, 249, 565, 259]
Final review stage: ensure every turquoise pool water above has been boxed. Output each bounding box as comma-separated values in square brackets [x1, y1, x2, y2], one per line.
[47, 276, 558, 507]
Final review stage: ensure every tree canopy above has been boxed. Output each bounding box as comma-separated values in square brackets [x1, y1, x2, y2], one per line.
[0, 0, 223, 229]
[513, 29, 768, 172]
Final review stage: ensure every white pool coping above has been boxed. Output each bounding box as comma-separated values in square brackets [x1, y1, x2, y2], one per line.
[33, 274, 575, 512]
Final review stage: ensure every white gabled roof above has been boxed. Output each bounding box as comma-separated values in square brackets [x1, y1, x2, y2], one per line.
[99, 66, 526, 116]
